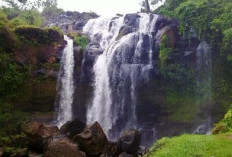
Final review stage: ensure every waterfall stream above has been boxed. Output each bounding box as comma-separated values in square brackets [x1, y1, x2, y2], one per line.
[56, 35, 75, 128]
[84, 13, 159, 139]
[194, 41, 212, 134]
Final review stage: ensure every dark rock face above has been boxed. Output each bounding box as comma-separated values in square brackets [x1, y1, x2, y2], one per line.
[116, 14, 140, 40]
[45, 138, 86, 157]
[43, 11, 99, 32]
[21, 122, 59, 153]
[74, 122, 108, 157]
[60, 119, 86, 138]
[118, 129, 142, 155]
[80, 43, 103, 84]
[102, 142, 120, 157]
[14, 27, 63, 44]
[118, 152, 134, 157]
[14, 27, 65, 65]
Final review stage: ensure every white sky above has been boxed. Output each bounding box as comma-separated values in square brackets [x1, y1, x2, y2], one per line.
[57, 0, 142, 16]
[0, 0, 166, 16]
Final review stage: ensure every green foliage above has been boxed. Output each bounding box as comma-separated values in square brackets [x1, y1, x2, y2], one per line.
[72, 34, 89, 49]
[164, 90, 197, 122]
[159, 34, 172, 68]
[213, 105, 232, 134]
[0, 102, 13, 123]
[41, 0, 63, 20]
[159, 64, 194, 85]
[146, 134, 232, 157]
[222, 28, 232, 59]
[0, 134, 29, 148]
[0, 53, 26, 95]
[9, 10, 42, 27]
[0, 10, 16, 52]
[2, 5, 43, 27]
[157, 0, 232, 40]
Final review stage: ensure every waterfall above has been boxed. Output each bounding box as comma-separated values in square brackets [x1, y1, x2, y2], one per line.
[84, 13, 159, 139]
[56, 35, 75, 128]
[194, 41, 212, 134]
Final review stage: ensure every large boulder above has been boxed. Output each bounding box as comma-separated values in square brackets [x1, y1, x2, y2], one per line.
[21, 122, 59, 153]
[118, 129, 141, 155]
[101, 142, 120, 157]
[10, 148, 28, 157]
[45, 138, 85, 157]
[60, 119, 86, 138]
[118, 152, 134, 157]
[74, 122, 108, 157]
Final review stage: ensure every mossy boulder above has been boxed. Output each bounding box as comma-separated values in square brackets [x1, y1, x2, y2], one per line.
[14, 26, 63, 45]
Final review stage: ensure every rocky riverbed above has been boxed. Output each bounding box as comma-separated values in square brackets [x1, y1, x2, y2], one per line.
[0, 119, 143, 157]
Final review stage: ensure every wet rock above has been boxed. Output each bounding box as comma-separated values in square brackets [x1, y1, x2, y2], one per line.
[60, 119, 86, 138]
[28, 152, 42, 157]
[117, 14, 140, 40]
[101, 142, 120, 157]
[0, 149, 3, 156]
[45, 138, 85, 157]
[10, 148, 28, 157]
[21, 122, 59, 153]
[43, 11, 99, 32]
[81, 43, 103, 83]
[74, 46, 84, 68]
[74, 122, 108, 157]
[119, 129, 141, 155]
[118, 152, 134, 157]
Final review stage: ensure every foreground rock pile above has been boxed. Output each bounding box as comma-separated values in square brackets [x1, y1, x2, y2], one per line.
[0, 120, 142, 157]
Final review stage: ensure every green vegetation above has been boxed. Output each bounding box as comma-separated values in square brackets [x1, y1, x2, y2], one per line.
[159, 35, 172, 68]
[0, 0, 64, 138]
[213, 105, 232, 134]
[0, 53, 26, 95]
[157, 0, 232, 53]
[74, 35, 89, 49]
[146, 134, 232, 157]
[68, 32, 89, 49]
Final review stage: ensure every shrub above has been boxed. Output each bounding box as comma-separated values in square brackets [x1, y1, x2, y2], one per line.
[73, 35, 89, 49]
[159, 34, 173, 68]
[212, 105, 232, 134]
[0, 53, 25, 95]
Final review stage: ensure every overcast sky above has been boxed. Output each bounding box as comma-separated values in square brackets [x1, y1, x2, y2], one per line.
[0, 0, 165, 16]
[57, 0, 142, 16]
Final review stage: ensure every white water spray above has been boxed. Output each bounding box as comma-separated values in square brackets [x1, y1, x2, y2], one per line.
[56, 35, 75, 128]
[84, 13, 159, 138]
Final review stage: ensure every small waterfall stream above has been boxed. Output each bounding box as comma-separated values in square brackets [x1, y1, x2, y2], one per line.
[56, 35, 75, 128]
[194, 41, 212, 134]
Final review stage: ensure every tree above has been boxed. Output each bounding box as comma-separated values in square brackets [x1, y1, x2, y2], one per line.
[140, 0, 164, 13]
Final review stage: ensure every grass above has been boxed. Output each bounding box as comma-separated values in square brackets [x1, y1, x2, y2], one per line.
[146, 134, 232, 157]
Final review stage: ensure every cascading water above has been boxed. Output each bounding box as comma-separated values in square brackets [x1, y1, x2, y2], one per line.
[83, 13, 159, 139]
[194, 41, 212, 134]
[56, 35, 75, 128]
